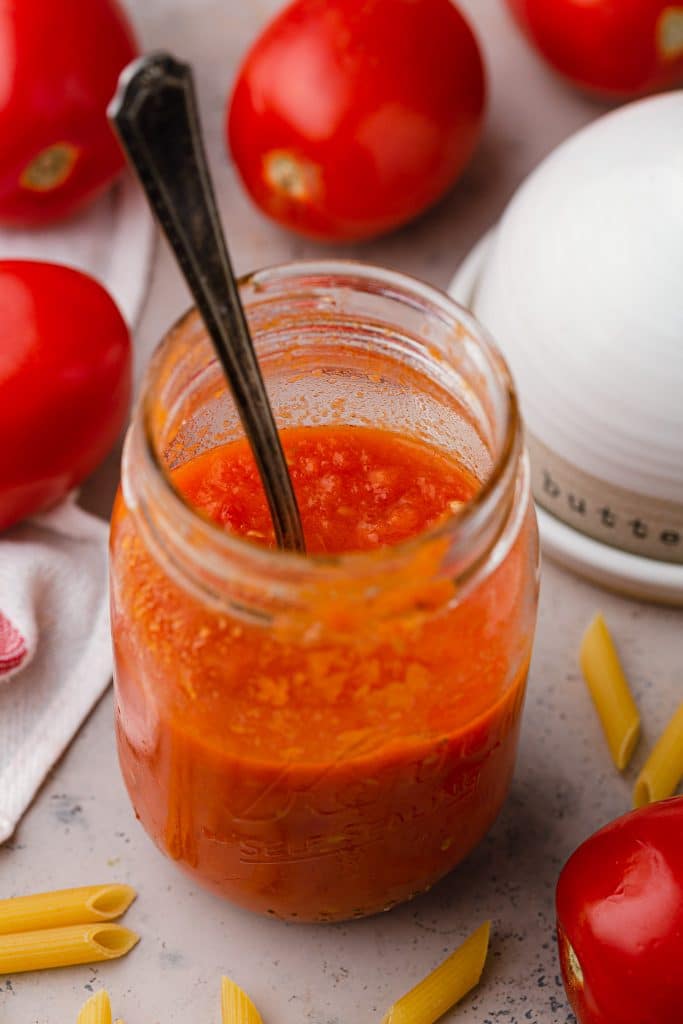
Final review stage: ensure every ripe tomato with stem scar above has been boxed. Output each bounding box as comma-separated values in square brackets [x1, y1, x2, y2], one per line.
[506, 0, 683, 98]
[556, 797, 683, 1024]
[227, 0, 486, 242]
[0, 0, 138, 226]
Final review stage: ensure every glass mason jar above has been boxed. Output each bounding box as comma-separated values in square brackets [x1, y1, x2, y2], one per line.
[110, 261, 539, 922]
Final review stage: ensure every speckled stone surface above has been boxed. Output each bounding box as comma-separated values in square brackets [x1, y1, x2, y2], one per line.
[1, 2, 681, 1022]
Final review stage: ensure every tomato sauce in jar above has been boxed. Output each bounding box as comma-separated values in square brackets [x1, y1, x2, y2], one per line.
[110, 264, 539, 921]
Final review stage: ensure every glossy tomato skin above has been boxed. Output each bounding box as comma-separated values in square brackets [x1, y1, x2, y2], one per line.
[506, 0, 683, 98]
[227, 0, 486, 241]
[0, 0, 138, 226]
[0, 262, 131, 531]
[556, 797, 683, 1024]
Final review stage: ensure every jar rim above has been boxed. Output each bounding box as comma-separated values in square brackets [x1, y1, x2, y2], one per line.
[138, 259, 521, 586]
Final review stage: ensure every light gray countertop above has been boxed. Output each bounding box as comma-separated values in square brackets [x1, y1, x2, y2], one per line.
[2, 2, 681, 1022]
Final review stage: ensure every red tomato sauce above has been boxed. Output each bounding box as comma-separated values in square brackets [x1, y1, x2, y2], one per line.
[175, 425, 476, 554]
[111, 425, 533, 920]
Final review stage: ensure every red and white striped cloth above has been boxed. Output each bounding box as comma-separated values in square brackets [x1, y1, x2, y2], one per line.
[0, 496, 112, 844]
[0, 611, 27, 675]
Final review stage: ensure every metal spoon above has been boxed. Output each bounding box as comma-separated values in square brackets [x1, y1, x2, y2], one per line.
[108, 52, 306, 554]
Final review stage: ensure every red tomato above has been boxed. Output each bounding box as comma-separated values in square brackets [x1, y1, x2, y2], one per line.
[0, 0, 138, 226]
[0, 262, 131, 531]
[556, 797, 683, 1024]
[506, 0, 683, 98]
[227, 0, 486, 241]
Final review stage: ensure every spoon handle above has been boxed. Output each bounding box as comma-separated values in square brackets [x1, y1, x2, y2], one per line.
[108, 52, 306, 553]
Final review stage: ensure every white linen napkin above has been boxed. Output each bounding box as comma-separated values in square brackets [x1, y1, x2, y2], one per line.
[0, 174, 154, 845]
[0, 497, 112, 844]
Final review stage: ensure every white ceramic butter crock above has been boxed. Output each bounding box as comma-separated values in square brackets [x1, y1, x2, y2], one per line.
[450, 91, 683, 604]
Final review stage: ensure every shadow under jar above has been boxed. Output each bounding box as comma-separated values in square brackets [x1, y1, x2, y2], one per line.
[110, 261, 539, 922]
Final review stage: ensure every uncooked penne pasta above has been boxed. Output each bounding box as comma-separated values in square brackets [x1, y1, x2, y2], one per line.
[0, 923, 139, 974]
[221, 975, 264, 1024]
[381, 921, 491, 1024]
[0, 884, 136, 936]
[634, 702, 683, 807]
[579, 613, 641, 771]
[77, 990, 112, 1024]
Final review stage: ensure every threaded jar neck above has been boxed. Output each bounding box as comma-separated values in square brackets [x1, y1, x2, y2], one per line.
[122, 261, 526, 623]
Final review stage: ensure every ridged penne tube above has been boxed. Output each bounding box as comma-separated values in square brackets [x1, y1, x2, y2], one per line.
[634, 702, 683, 807]
[77, 990, 112, 1024]
[381, 921, 491, 1024]
[0, 884, 136, 936]
[221, 975, 264, 1024]
[579, 613, 641, 771]
[0, 923, 139, 974]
